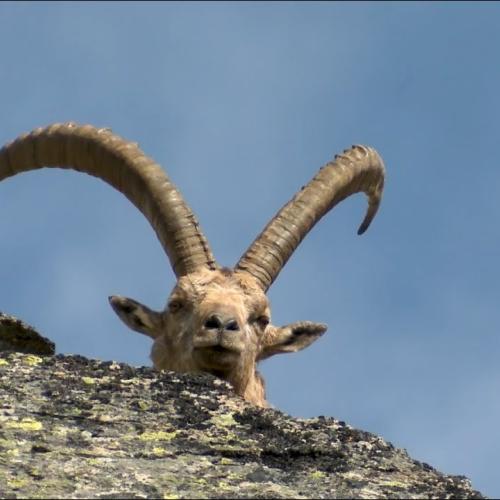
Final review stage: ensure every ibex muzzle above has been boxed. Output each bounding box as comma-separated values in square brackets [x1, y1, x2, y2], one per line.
[0, 123, 385, 407]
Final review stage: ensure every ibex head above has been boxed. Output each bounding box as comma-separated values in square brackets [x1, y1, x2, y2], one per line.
[0, 123, 385, 407]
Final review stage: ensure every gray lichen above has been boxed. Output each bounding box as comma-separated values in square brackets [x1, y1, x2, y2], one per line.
[0, 351, 484, 499]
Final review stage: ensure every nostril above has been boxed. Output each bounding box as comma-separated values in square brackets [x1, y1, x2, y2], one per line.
[204, 315, 222, 330]
[225, 319, 240, 332]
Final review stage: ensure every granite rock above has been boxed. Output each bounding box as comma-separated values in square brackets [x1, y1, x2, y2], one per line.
[0, 350, 484, 499]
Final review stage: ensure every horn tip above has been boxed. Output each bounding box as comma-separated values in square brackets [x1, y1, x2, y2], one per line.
[357, 220, 370, 235]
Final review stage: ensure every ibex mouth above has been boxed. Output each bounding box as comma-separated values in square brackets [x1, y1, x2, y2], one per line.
[195, 344, 238, 355]
[193, 343, 241, 370]
[193, 331, 244, 354]
[207, 345, 230, 353]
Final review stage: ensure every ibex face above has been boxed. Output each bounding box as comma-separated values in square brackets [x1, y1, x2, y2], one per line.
[109, 267, 326, 406]
[0, 123, 385, 407]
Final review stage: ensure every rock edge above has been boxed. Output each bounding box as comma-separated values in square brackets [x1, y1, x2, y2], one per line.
[0, 351, 484, 499]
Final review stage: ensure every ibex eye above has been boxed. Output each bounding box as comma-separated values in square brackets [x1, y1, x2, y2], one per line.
[168, 300, 183, 313]
[257, 316, 270, 328]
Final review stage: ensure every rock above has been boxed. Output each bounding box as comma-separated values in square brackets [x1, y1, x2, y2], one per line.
[0, 351, 484, 499]
[0, 313, 55, 355]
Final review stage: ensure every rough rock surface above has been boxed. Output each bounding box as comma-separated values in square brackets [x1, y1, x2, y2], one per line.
[0, 312, 55, 355]
[0, 349, 484, 499]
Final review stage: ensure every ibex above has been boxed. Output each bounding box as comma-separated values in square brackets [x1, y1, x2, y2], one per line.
[0, 123, 385, 407]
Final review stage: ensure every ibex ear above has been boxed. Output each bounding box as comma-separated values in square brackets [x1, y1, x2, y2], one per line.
[108, 295, 163, 339]
[257, 321, 327, 361]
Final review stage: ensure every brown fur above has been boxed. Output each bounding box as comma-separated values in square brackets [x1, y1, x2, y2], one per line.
[110, 267, 325, 407]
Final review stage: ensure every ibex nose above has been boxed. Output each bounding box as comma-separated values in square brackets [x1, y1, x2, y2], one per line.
[203, 314, 240, 332]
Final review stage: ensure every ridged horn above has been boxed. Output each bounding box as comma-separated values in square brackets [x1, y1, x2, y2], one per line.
[235, 145, 385, 291]
[0, 123, 217, 277]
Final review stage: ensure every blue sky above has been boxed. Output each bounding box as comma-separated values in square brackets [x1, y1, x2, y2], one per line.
[0, 2, 498, 496]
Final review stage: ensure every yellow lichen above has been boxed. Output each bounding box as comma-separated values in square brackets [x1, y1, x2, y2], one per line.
[0, 359, 9, 366]
[163, 493, 179, 499]
[226, 472, 241, 482]
[153, 447, 167, 456]
[7, 478, 28, 489]
[217, 480, 231, 491]
[138, 400, 150, 411]
[211, 413, 237, 428]
[139, 430, 178, 441]
[310, 470, 327, 479]
[82, 376, 97, 385]
[220, 457, 233, 465]
[5, 418, 43, 431]
[27, 466, 44, 479]
[22, 355, 42, 366]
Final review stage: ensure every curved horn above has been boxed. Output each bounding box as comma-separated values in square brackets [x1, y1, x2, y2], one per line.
[0, 123, 217, 277]
[235, 145, 385, 290]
